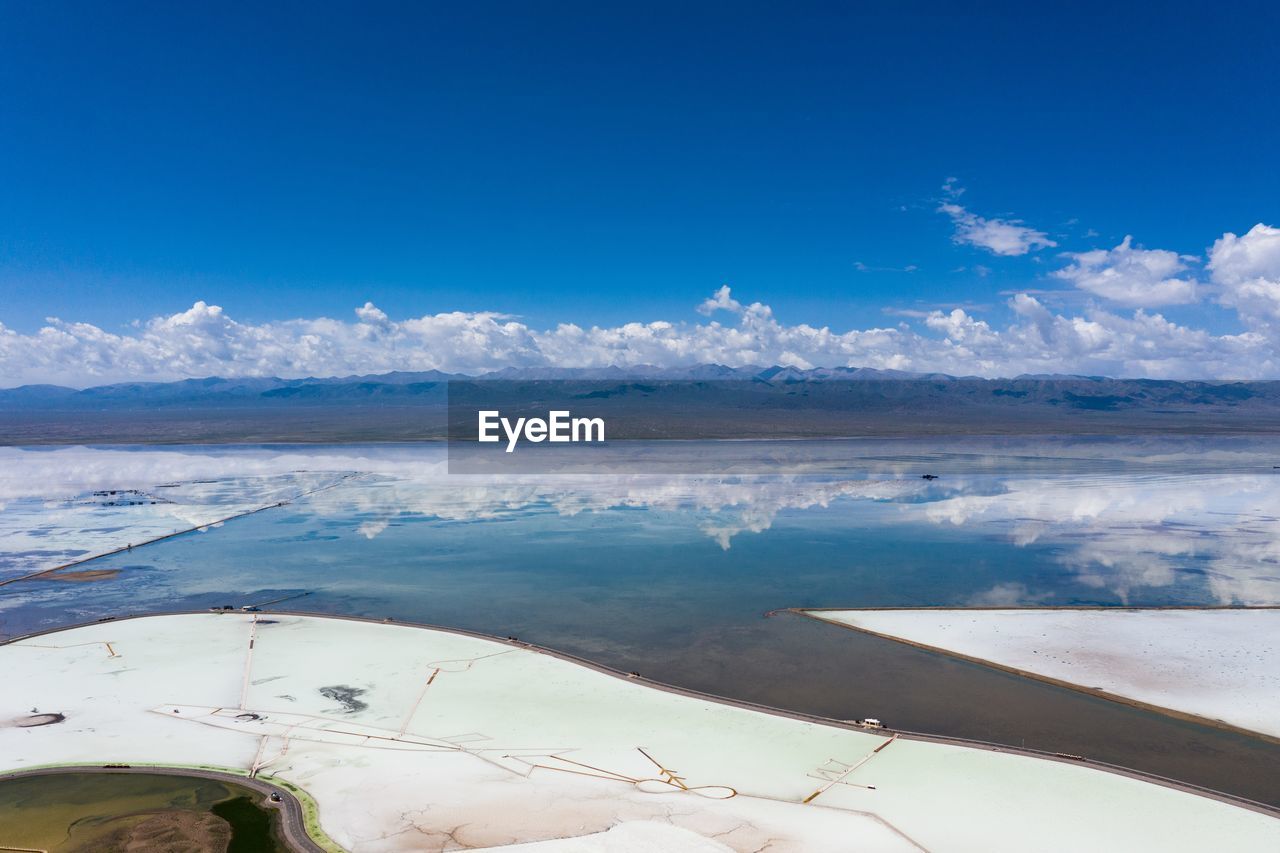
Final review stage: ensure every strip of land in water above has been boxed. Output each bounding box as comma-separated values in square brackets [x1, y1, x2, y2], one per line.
[797, 606, 1280, 744]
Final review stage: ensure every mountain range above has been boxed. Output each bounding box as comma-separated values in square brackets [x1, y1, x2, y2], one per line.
[2, 366, 1278, 443]
[0, 365, 961, 406]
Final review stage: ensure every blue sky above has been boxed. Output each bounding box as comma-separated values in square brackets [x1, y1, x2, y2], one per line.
[1, 2, 1278, 383]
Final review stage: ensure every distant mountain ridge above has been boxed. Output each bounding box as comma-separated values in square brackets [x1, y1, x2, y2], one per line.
[0, 363, 1248, 408]
[2, 364, 956, 403]
[3, 365, 1279, 444]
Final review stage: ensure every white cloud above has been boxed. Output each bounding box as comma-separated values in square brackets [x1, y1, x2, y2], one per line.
[0, 287, 1271, 384]
[1054, 236, 1197, 307]
[938, 202, 1057, 256]
[1209, 223, 1280, 335]
[696, 285, 743, 315]
[1209, 224, 1280, 285]
[4, 226, 1280, 385]
[355, 301, 388, 323]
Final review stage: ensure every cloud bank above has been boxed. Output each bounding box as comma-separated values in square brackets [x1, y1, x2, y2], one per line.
[3, 222, 1280, 386]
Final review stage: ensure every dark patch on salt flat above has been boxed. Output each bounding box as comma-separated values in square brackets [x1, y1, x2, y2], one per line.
[318, 685, 367, 713]
[12, 712, 65, 728]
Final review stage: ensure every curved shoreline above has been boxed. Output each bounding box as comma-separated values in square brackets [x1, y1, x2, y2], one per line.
[6, 607, 1278, 822]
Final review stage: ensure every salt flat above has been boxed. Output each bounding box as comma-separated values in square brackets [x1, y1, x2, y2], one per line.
[2, 613, 1277, 852]
[805, 608, 1280, 739]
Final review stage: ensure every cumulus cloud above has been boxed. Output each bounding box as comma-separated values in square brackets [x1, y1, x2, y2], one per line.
[938, 202, 1057, 256]
[1209, 223, 1280, 335]
[1054, 236, 1197, 307]
[355, 302, 388, 323]
[696, 285, 743, 315]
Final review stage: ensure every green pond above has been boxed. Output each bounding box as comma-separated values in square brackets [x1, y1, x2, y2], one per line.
[0, 772, 285, 852]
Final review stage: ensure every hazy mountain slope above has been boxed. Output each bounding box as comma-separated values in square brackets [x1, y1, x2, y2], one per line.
[2, 367, 1278, 443]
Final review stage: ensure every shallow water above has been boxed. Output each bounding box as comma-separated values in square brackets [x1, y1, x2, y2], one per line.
[3, 437, 1280, 804]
